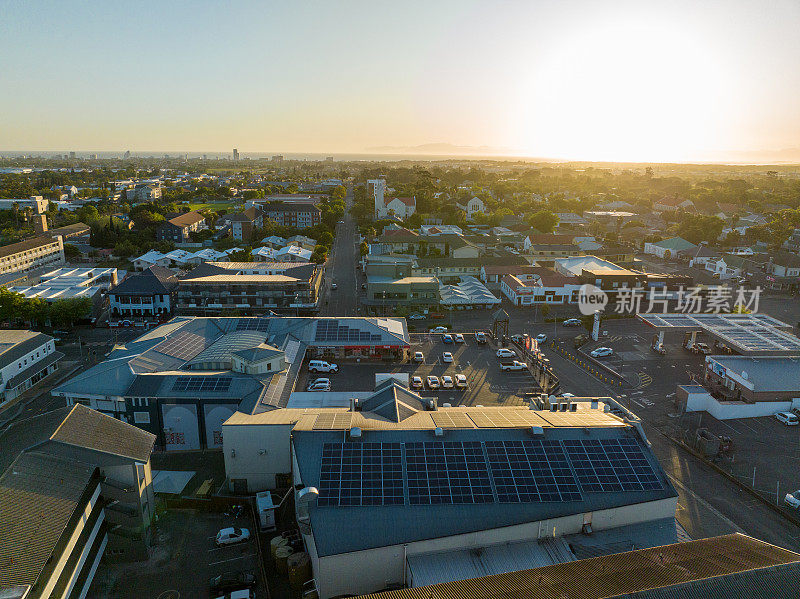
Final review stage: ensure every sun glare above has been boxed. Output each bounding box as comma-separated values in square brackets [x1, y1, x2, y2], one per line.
[517, 18, 736, 162]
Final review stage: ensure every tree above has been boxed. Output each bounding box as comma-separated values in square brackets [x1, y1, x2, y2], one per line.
[677, 214, 725, 245]
[359, 241, 369, 256]
[526, 210, 559, 233]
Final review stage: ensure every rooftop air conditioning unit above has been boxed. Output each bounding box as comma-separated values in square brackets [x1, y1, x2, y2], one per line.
[434, 427, 444, 437]
[349, 427, 362, 439]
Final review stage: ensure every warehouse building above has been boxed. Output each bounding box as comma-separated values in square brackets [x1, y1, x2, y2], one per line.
[353, 533, 800, 599]
[222, 395, 678, 598]
[53, 316, 410, 450]
[0, 404, 156, 599]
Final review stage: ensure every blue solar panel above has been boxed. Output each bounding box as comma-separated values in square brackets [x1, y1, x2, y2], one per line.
[485, 439, 582, 502]
[236, 318, 270, 332]
[172, 376, 232, 393]
[562, 438, 662, 493]
[405, 441, 494, 505]
[318, 442, 404, 507]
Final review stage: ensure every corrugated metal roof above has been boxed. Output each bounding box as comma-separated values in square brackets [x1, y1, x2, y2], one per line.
[356, 534, 800, 599]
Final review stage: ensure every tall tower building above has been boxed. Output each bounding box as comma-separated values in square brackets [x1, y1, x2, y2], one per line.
[233, 148, 240, 160]
[367, 178, 386, 220]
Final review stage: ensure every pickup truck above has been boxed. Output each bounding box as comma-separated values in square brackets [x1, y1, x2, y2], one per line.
[500, 361, 527, 372]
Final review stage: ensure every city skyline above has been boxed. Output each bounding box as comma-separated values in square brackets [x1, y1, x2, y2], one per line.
[2, 0, 800, 163]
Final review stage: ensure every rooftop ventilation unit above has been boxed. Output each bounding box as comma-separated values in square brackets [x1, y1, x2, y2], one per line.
[530, 426, 544, 437]
[434, 427, 444, 437]
[349, 427, 362, 439]
[442, 403, 452, 408]
[426, 399, 437, 411]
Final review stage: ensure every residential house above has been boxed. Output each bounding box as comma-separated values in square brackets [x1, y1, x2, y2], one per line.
[653, 196, 695, 213]
[156, 211, 207, 243]
[261, 202, 321, 229]
[767, 251, 800, 283]
[643, 237, 697, 260]
[109, 266, 179, 318]
[555, 213, 588, 227]
[228, 207, 263, 241]
[276, 245, 313, 262]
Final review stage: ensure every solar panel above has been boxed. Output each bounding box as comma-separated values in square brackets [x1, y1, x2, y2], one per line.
[405, 441, 493, 505]
[236, 318, 271, 332]
[317, 442, 404, 507]
[171, 376, 232, 393]
[314, 319, 383, 343]
[485, 439, 581, 502]
[562, 438, 662, 492]
[431, 412, 475, 429]
[153, 331, 207, 360]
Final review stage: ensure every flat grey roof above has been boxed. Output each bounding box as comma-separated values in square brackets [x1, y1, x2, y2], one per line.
[638, 313, 800, 355]
[706, 356, 800, 392]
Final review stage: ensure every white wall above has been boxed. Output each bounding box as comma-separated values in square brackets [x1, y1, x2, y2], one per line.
[685, 390, 800, 419]
[312, 496, 677, 598]
[223, 422, 295, 491]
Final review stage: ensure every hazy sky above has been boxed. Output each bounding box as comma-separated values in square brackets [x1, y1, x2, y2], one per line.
[2, 0, 800, 162]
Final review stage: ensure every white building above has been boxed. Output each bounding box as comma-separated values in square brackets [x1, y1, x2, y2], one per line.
[382, 196, 417, 220]
[368, 179, 387, 220]
[0, 330, 62, 406]
[0, 195, 49, 214]
[0, 235, 65, 275]
[456, 196, 486, 219]
[10, 267, 119, 303]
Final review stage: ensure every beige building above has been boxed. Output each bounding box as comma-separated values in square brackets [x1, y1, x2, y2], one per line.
[0, 235, 65, 275]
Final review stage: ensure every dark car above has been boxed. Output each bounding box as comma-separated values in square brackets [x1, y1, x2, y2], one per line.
[209, 571, 256, 595]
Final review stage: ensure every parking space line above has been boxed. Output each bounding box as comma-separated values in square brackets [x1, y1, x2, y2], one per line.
[208, 553, 257, 566]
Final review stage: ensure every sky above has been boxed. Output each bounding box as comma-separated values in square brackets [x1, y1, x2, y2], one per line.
[2, 0, 800, 163]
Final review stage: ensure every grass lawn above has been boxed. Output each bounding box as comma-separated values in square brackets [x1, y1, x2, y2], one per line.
[184, 200, 240, 212]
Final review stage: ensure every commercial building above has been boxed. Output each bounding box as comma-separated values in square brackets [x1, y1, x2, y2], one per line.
[9, 267, 119, 306]
[0, 404, 156, 599]
[501, 269, 582, 306]
[0, 195, 49, 214]
[109, 266, 179, 317]
[701, 355, 800, 404]
[365, 276, 440, 311]
[353, 533, 800, 599]
[0, 235, 65, 275]
[0, 330, 62, 407]
[261, 202, 321, 229]
[176, 261, 323, 314]
[222, 395, 678, 599]
[155, 211, 207, 243]
[53, 316, 410, 450]
[438, 276, 501, 308]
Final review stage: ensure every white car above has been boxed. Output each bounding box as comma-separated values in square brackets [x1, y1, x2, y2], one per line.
[331, 282, 337, 290]
[785, 490, 800, 509]
[454, 333, 465, 343]
[560, 392, 575, 398]
[411, 375, 424, 389]
[308, 377, 330, 388]
[496, 348, 516, 359]
[536, 334, 547, 343]
[775, 411, 799, 426]
[590, 347, 613, 358]
[430, 326, 448, 334]
[413, 351, 424, 362]
[215, 527, 251, 547]
[474, 331, 487, 343]
[455, 374, 467, 388]
[500, 361, 527, 372]
[441, 375, 454, 389]
[426, 375, 440, 389]
[307, 381, 331, 392]
[309, 360, 339, 373]
[562, 318, 582, 327]
[442, 352, 454, 363]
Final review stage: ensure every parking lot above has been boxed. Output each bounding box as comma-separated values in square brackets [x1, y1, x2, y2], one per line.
[295, 334, 539, 407]
[88, 508, 264, 599]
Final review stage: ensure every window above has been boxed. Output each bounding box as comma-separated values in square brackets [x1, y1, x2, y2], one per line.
[133, 411, 150, 424]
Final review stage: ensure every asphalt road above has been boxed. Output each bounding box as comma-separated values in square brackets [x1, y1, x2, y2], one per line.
[321, 187, 359, 317]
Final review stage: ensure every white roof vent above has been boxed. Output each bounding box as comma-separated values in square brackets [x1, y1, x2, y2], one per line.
[349, 427, 362, 439]
[530, 426, 544, 437]
[297, 486, 319, 506]
[442, 403, 452, 408]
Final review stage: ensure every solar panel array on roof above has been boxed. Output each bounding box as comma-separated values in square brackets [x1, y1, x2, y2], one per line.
[431, 412, 475, 429]
[171, 376, 232, 393]
[318, 442, 403, 507]
[315, 320, 382, 343]
[563, 438, 662, 493]
[236, 318, 271, 332]
[152, 331, 207, 360]
[315, 437, 662, 508]
[313, 413, 353, 430]
[486, 440, 582, 502]
[406, 441, 493, 505]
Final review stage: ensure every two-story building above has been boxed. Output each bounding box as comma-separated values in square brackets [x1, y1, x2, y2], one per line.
[156, 211, 207, 243]
[0, 330, 62, 407]
[109, 266, 179, 318]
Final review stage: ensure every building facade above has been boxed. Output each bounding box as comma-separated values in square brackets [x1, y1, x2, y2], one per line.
[0, 330, 62, 407]
[0, 235, 65, 275]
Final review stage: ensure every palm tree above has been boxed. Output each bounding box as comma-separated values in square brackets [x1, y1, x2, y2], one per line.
[12, 202, 19, 226]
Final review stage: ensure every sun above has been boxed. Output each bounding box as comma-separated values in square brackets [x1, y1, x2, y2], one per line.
[516, 17, 736, 162]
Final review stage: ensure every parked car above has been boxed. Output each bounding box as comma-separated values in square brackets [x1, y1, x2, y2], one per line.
[442, 333, 454, 343]
[785, 489, 800, 509]
[411, 375, 424, 389]
[361, 283, 367, 290]
[215, 527, 251, 547]
[426, 375, 440, 389]
[474, 331, 487, 343]
[511, 334, 526, 343]
[535, 333, 547, 343]
[562, 318, 582, 327]
[307, 381, 331, 392]
[496, 348, 516, 359]
[455, 374, 467, 389]
[307, 377, 331, 388]
[331, 282, 337, 290]
[209, 572, 256, 596]
[775, 411, 799, 426]
[590, 347, 613, 358]
[430, 326, 448, 334]
[454, 333, 465, 343]
[408, 312, 425, 320]
[500, 361, 527, 372]
[309, 360, 338, 373]
[441, 375, 454, 389]
[442, 352, 454, 363]
[413, 351, 424, 362]
[214, 590, 254, 599]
